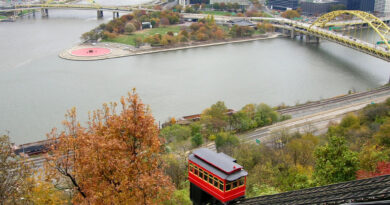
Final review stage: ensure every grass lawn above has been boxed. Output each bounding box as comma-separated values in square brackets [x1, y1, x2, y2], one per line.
[254, 29, 266, 35]
[0, 15, 7, 20]
[201, 11, 235, 16]
[102, 25, 181, 46]
[262, 12, 274, 18]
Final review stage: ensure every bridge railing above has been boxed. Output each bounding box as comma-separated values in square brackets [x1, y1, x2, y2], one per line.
[309, 26, 390, 59]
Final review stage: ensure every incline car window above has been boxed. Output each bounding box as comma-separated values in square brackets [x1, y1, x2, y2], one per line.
[189, 163, 224, 191]
[225, 177, 246, 192]
[233, 181, 238, 189]
[189, 164, 194, 173]
[208, 175, 213, 184]
[226, 183, 231, 191]
[239, 177, 245, 186]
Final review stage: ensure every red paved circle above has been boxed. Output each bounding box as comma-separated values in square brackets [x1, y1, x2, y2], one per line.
[71, 47, 111, 57]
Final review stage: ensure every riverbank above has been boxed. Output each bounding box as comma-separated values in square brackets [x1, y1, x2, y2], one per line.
[59, 33, 283, 61]
[0, 9, 36, 22]
[0, 14, 14, 22]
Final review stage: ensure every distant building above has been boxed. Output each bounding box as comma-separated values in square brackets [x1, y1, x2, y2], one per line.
[227, 19, 255, 26]
[172, 109, 235, 127]
[346, 0, 361, 9]
[179, 0, 189, 6]
[141, 22, 152, 29]
[268, 0, 299, 10]
[360, 0, 375, 12]
[301, 0, 340, 15]
[337, 0, 375, 12]
[189, 0, 204, 4]
[301, 0, 375, 15]
[375, 0, 390, 15]
[209, 0, 250, 6]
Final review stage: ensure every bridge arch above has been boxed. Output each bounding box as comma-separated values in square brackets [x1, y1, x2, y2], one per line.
[309, 10, 390, 50]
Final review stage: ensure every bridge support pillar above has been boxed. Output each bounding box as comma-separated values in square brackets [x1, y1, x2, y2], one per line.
[305, 35, 319, 44]
[97, 10, 103, 19]
[113, 12, 119, 19]
[41, 8, 48, 17]
[32, 9, 36, 17]
[290, 29, 295, 39]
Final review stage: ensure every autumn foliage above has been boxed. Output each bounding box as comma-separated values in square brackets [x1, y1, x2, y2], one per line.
[45, 90, 174, 204]
[101, 10, 180, 39]
[281, 10, 301, 19]
[0, 135, 33, 204]
[357, 161, 390, 179]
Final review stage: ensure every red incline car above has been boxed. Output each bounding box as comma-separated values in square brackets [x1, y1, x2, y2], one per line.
[188, 148, 248, 205]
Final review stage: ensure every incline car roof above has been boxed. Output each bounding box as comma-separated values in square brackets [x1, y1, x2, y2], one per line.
[193, 148, 242, 173]
[189, 153, 247, 181]
[191, 148, 247, 174]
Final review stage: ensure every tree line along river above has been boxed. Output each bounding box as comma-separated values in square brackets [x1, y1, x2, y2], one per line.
[0, 8, 389, 145]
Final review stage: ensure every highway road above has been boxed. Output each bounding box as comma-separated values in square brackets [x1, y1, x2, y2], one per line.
[23, 86, 390, 166]
[204, 86, 390, 150]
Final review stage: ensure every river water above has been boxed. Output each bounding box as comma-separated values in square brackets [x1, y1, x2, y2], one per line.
[0, 8, 389, 144]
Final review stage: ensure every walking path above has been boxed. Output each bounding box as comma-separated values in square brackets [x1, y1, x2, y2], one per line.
[59, 33, 282, 61]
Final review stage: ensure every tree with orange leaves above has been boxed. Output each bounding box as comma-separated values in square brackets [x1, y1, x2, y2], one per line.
[45, 90, 174, 204]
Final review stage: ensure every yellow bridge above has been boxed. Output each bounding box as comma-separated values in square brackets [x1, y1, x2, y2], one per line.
[176, 11, 390, 62]
[309, 10, 389, 61]
[253, 10, 390, 62]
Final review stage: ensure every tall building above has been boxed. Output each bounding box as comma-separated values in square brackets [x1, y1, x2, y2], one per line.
[268, 0, 299, 10]
[301, 0, 340, 15]
[347, 0, 360, 9]
[375, 0, 390, 15]
[337, 0, 375, 12]
[360, 0, 375, 12]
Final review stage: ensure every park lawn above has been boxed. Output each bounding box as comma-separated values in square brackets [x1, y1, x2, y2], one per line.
[0, 15, 6, 20]
[138, 26, 181, 36]
[262, 12, 273, 18]
[201, 11, 235, 16]
[102, 25, 182, 46]
[254, 29, 266, 35]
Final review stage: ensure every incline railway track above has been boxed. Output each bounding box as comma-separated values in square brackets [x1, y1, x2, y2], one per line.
[237, 175, 390, 205]
[278, 85, 390, 116]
